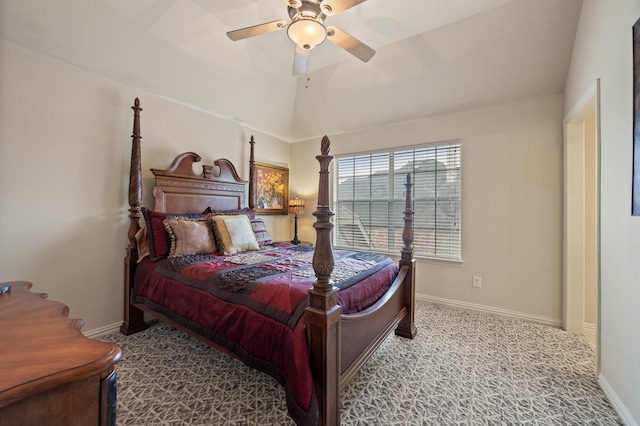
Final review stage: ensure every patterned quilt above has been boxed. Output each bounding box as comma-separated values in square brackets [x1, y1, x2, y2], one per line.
[133, 243, 398, 426]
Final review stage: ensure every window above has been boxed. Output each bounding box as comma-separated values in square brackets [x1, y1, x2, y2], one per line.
[332, 140, 461, 260]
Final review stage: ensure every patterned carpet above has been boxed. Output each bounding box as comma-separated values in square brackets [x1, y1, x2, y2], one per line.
[101, 301, 622, 425]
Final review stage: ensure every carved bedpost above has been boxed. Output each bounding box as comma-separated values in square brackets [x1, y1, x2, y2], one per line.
[248, 136, 256, 210]
[127, 98, 143, 249]
[306, 136, 341, 426]
[121, 98, 148, 335]
[395, 173, 417, 338]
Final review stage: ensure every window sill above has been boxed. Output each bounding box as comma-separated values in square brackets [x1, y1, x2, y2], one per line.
[412, 255, 464, 265]
[332, 244, 464, 265]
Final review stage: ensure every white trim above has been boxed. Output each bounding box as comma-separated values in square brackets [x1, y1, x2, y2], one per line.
[83, 314, 156, 339]
[83, 322, 122, 339]
[335, 138, 462, 158]
[88, 299, 563, 336]
[417, 294, 562, 328]
[583, 322, 596, 349]
[599, 373, 637, 426]
[594, 78, 602, 375]
[562, 79, 602, 373]
[565, 79, 602, 373]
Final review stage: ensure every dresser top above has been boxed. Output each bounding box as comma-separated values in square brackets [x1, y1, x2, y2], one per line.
[0, 281, 122, 408]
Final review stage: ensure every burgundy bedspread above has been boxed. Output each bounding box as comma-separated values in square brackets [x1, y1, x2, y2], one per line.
[133, 243, 398, 426]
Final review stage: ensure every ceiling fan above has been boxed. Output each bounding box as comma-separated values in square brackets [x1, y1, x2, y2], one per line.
[226, 0, 375, 76]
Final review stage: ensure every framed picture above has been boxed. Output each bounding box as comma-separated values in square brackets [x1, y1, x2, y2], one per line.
[633, 17, 640, 215]
[255, 162, 289, 215]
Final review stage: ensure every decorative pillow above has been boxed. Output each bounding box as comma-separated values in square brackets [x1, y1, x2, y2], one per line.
[204, 207, 255, 220]
[142, 208, 209, 259]
[250, 218, 273, 246]
[211, 214, 259, 255]
[163, 217, 216, 257]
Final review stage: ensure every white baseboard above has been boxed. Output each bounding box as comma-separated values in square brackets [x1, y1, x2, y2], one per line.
[583, 322, 596, 347]
[89, 298, 561, 337]
[416, 293, 562, 328]
[598, 373, 638, 426]
[584, 322, 596, 333]
[83, 322, 122, 339]
[83, 314, 156, 339]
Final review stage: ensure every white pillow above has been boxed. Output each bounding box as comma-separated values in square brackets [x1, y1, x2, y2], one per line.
[212, 215, 260, 255]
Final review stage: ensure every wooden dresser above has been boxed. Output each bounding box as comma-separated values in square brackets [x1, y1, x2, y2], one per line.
[0, 281, 122, 426]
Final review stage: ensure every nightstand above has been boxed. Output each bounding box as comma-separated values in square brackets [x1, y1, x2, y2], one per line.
[274, 241, 313, 247]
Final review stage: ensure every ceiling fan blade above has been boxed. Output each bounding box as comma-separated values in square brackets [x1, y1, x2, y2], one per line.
[320, 0, 367, 16]
[292, 45, 310, 76]
[227, 20, 288, 41]
[326, 26, 375, 62]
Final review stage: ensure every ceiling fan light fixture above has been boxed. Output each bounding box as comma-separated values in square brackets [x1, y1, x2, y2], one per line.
[287, 18, 327, 50]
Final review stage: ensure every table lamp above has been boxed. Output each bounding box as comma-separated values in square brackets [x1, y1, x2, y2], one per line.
[288, 197, 305, 245]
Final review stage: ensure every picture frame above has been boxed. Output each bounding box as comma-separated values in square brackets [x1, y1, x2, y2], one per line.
[254, 162, 289, 215]
[633, 18, 640, 215]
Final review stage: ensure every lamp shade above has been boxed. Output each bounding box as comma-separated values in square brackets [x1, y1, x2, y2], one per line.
[287, 18, 326, 50]
[288, 197, 305, 215]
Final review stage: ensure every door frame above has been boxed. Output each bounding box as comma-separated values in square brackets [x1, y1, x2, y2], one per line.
[563, 78, 601, 373]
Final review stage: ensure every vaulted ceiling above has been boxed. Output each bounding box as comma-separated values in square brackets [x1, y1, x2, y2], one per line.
[0, 0, 582, 141]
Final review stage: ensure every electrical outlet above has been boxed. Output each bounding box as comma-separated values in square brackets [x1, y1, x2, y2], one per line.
[472, 276, 482, 288]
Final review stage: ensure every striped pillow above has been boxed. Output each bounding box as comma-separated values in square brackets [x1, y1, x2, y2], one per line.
[251, 219, 273, 246]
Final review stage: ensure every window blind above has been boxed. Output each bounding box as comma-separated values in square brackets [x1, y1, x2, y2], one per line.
[332, 140, 461, 260]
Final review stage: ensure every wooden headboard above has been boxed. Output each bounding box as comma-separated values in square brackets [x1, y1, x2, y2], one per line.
[124, 98, 256, 256]
[150, 152, 247, 215]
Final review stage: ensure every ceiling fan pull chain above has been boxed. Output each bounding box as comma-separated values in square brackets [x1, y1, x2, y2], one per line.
[305, 52, 311, 88]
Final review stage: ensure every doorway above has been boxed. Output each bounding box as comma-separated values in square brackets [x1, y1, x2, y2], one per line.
[563, 79, 600, 372]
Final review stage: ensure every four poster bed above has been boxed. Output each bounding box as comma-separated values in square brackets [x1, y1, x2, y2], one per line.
[120, 98, 417, 426]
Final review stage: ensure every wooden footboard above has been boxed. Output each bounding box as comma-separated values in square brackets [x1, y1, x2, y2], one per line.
[305, 137, 416, 426]
[340, 265, 409, 389]
[339, 173, 418, 378]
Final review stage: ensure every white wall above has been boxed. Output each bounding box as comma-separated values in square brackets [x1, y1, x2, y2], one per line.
[0, 41, 290, 332]
[291, 94, 564, 324]
[564, 1, 640, 424]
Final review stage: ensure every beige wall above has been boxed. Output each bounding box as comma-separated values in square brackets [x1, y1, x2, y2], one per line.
[291, 95, 564, 324]
[564, 1, 640, 423]
[0, 41, 291, 332]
